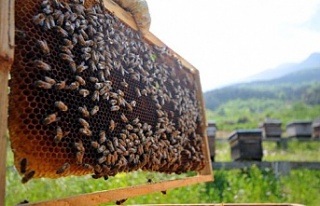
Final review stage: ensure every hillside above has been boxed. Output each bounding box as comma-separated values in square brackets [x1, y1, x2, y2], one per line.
[241, 52, 320, 82]
[204, 67, 320, 110]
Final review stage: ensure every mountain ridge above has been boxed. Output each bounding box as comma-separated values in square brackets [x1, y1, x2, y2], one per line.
[240, 52, 320, 83]
[203, 53, 320, 110]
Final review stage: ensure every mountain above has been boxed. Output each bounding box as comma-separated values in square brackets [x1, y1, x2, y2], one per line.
[204, 54, 320, 110]
[241, 52, 320, 82]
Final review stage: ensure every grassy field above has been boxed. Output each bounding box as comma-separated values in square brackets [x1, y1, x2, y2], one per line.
[5, 139, 320, 205]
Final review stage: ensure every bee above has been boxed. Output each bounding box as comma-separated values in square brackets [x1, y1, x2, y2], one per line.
[99, 131, 106, 144]
[76, 149, 84, 165]
[132, 117, 140, 125]
[110, 105, 120, 111]
[117, 89, 124, 97]
[54, 126, 63, 142]
[78, 118, 90, 128]
[66, 81, 79, 90]
[89, 76, 99, 83]
[56, 26, 68, 37]
[55, 79, 67, 90]
[156, 110, 164, 117]
[55, 101, 68, 112]
[109, 99, 118, 106]
[125, 124, 133, 131]
[78, 106, 90, 118]
[91, 141, 100, 149]
[43, 113, 59, 125]
[125, 102, 133, 112]
[74, 140, 85, 152]
[35, 80, 53, 89]
[97, 156, 107, 165]
[106, 140, 115, 152]
[20, 158, 27, 174]
[56, 162, 70, 174]
[94, 82, 104, 90]
[34, 60, 51, 71]
[77, 62, 88, 73]
[78, 33, 86, 46]
[90, 105, 99, 115]
[141, 89, 148, 96]
[44, 76, 56, 85]
[120, 79, 128, 88]
[97, 145, 106, 153]
[130, 100, 137, 107]
[109, 120, 116, 132]
[33, 13, 46, 26]
[79, 127, 92, 136]
[137, 144, 144, 155]
[60, 53, 74, 63]
[91, 90, 100, 101]
[21, 171, 35, 184]
[37, 40, 50, 55]
[63, 39, 73, 49]
[75, 75, 86, 86]
[115, 199, 127, 205]
[112, 137, 119, 147]
[98, 70, 105, 81]
[79, 89, 90, 97]
[135, 87, 141, 97]
[120, 113, 128, 123]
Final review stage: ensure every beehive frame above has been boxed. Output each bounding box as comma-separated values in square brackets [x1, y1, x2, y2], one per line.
[0, 0, 212, 205]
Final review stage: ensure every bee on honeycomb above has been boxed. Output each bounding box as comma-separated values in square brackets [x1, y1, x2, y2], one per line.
[9, 0, 206, 183]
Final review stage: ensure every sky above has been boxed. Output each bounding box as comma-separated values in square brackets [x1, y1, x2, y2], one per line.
[147, 0, 320, 92]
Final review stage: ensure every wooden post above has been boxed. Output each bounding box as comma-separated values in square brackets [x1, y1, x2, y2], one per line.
[0, 0, 15, 205]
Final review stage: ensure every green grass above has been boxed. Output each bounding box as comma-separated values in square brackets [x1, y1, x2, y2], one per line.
[206, 100, 320, 131]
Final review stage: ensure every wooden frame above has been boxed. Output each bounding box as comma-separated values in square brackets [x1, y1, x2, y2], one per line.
[0, 0, 15, 205]
[1, 0, 212, 205]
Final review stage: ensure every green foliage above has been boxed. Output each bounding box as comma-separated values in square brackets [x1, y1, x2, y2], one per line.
[207, 99, 320, 131]
[204, 68, 320, 111]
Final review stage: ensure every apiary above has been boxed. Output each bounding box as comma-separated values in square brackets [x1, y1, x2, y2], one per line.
[286, 121, 312, 138]
[228, 129, 263, 161]
[259, 119, 282, 138]
[8, 0, 212, 191]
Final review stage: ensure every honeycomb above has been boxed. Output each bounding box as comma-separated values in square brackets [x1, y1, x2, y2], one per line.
[9, 0, 206, 182]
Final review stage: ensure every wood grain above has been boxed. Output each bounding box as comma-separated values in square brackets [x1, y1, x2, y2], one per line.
[27, 175, 212, 206]
[0, 0, 14, 204]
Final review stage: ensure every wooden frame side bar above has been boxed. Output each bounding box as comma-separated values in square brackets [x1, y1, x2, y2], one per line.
[0, 0, 15, 205]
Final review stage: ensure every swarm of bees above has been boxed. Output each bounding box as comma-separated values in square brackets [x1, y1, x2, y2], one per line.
[9, 0, 206, 183]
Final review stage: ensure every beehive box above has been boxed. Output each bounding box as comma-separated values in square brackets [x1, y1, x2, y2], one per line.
[8, 0, 212, 194]
[228, 129, 263, 161]
[286, 121, 312, 138]
[260, 119, 282, 138]
[207, 121, 216, 161]
[312, 120, 320, 138]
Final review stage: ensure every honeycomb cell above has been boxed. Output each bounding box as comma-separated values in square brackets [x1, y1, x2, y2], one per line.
[9, 0, 206, 182]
